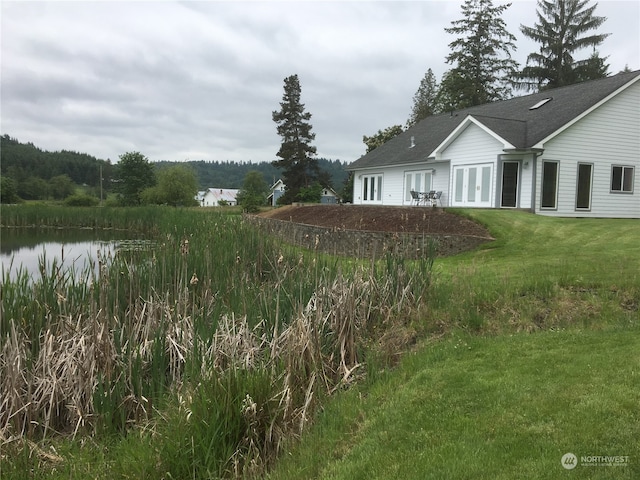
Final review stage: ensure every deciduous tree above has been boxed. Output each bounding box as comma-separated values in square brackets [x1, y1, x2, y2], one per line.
[142, 164, 198, 207]
[49, 174, 76, 200]
[1, 176, 19, 203]
[363, 125, 404, 154]
[114, 152, 155, 206]
[237, 170, 269, 212]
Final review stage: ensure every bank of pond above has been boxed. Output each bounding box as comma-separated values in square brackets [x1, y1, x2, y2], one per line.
[0, 205, 434, 478]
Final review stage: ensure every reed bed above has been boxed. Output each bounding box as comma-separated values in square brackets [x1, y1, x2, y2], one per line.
[0, 206, 434, 478]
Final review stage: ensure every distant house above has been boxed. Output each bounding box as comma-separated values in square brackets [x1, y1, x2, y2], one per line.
[268, 179, 341, 206]
[348, 70, 640, 218]
[267, 179, 286, 207]
[320, 186, 341, 204]
[197, 188, 239, 207]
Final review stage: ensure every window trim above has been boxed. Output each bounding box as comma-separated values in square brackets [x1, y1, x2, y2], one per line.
[610, 165, 635, 194]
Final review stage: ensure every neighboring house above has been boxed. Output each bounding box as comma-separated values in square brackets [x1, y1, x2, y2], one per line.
[320, 186, 340, 204]
[197, 188, 239, 207]
[268, 179, 341, 205]
[267, 179, 286, 207]
[348, 70, 640, 218]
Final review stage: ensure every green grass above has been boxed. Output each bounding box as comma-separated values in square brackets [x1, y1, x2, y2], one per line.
[269, 327, 640, 479]
[266, 210, 640, 479]
[2, 208, 638, 479]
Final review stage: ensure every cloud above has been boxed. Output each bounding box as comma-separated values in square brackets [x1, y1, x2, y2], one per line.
[1, 0, 638, 165]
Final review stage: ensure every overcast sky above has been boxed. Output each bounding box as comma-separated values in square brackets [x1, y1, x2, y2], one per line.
[2, 1, 638, 165]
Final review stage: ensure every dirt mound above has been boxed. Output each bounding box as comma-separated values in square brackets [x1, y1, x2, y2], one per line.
[258, 205, 491, 238]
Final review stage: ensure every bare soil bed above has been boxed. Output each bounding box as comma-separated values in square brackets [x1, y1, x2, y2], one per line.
[258, 204, 492, 238]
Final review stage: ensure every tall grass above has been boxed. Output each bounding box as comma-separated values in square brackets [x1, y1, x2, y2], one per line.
[0, 206, 435, 478]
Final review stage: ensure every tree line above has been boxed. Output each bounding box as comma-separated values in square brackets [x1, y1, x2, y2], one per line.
[0, 134, 350, 206]
[369, 0, 624, 149]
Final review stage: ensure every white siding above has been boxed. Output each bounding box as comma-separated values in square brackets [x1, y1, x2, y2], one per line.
[443, 123, 503, 208]
[352, 162, 449, 206]
[537, 81, 640, 218]
[518, 153, 536, 210]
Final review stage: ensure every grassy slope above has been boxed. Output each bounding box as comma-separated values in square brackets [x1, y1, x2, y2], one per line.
[268, 210, 640, 479]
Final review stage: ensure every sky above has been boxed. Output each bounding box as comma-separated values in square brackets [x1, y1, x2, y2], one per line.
[2, 0, 639, 165]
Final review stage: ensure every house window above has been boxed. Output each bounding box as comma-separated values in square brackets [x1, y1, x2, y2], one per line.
[541, 161, 559, 209]
[611, 165, 634, 193]
[576, 163, 593, 210]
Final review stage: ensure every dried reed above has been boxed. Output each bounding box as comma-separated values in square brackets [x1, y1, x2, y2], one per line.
[1, 208, 434, 477]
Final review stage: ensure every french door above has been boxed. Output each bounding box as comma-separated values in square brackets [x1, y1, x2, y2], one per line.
[452, 164, 492, 207]
[362, 174, 383, 204]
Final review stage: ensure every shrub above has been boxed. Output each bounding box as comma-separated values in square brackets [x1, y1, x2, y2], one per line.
[64, 193, 100, 206]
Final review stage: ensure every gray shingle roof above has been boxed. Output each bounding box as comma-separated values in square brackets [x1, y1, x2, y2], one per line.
[349, 70, 640, 170]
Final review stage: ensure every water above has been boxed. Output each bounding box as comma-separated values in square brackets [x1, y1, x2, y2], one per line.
[0, 228, 139, 281]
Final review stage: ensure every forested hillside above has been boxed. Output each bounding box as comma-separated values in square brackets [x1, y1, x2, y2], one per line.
[155, 158, 350, 190]
[0, 135, 351, 202]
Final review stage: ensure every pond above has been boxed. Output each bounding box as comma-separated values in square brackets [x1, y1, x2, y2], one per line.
[0, 228, 143, 282]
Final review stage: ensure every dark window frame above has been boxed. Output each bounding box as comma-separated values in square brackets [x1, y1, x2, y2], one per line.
[541, 160, 559, 210]
[610, 165, 635, 194]
[575, 163, 593, 211]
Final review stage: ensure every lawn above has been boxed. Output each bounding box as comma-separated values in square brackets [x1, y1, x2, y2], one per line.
[267, 210, 640, 479]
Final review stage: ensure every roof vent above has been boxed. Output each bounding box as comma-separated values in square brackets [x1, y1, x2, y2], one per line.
[410, 136, 415, 148]
[529, 97, 552, 110]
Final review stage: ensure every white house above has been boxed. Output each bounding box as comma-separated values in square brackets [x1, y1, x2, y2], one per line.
[349, 70, 640, 218]
[267, 179, 286, 206]
[268, 179, 341, 206]
[197, 188, 239, 207]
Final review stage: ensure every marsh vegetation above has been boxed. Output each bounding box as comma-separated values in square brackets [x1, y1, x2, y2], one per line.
[0, 205, 434, 478]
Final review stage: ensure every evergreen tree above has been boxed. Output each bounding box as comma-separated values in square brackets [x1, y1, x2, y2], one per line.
[407, 69, 439, 127]
[272, 74, 318, 204]
[440, 0, 519, 109]
[518, 0, 610, 90]
[434, 69, 469, 113]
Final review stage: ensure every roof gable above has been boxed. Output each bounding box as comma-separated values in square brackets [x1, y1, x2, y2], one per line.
[431, 115, 516, 159]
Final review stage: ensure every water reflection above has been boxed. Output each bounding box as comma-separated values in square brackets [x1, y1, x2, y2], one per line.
[0, 228, 140, 281]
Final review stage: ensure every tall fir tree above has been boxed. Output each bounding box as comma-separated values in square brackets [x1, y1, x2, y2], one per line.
[518, 0, 610, 90]
[407, 69, 439, 127]
[272, 74, 318, 204]
[439, 0, 519, 109]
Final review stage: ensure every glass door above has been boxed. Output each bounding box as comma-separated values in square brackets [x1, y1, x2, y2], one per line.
[452, 164, 492, 207]
[501, 161, 519, 208]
